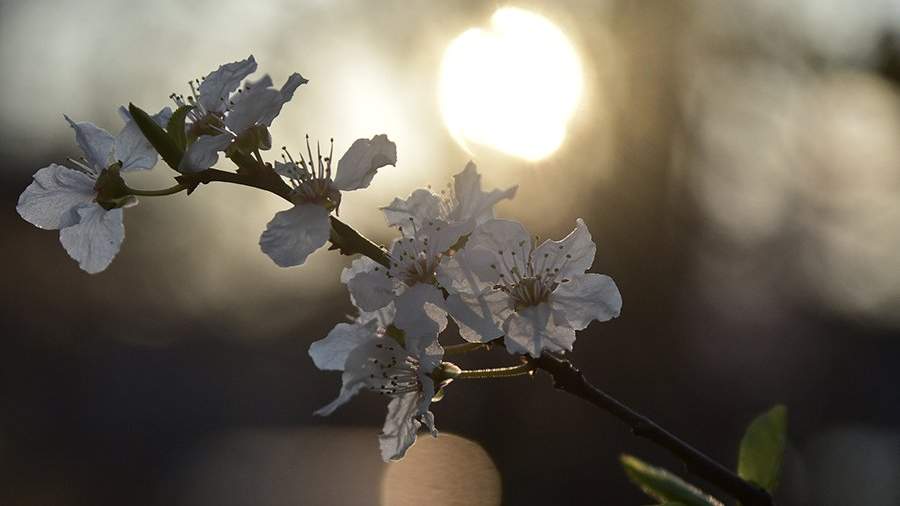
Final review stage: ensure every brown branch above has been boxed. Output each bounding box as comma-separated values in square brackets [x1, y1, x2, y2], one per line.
[533, 353, 775, 506]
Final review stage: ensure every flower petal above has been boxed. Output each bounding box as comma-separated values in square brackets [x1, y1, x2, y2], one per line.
[439, 219, 530, 294]
[393, 284, 448, 359]
[449, 161, 518, 225]
[197, 56, 258, 113]
[17, 164, 96, 230]
[381, 189, 443, 227]
[358, 302, 396, 330]
[437, 246, 498, 295]
[309, 321, 379, 371]
[178, 133, 233, 173]
[346, 265, 396, 312]
[259, 203, 330, 267]
[224, 73, 307, 133]
[503, 303, 576, 358]
[532, 218, 596, 280]
[332, 135, 397, 191]
[65, 115, 114, 173]
[379, 392, 426, 461]
[314, 337, 408, 416]
[445, 290, 509, 343]
[115, 110, 167, 172]
[340, 256, 380, 283]
[421, 219, 471, 257]
[58, 203, 125, 274]
[551, 273, 622, 330]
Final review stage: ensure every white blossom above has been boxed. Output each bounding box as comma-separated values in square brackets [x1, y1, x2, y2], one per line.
[341, 215, 472, 357]
[381, 161, 517, 231]
[169, 55, 307, 172]
[16, 110, 169, 273]
[259, 135, 397, 267]
[309, 301, 442, 461]
[440, 218, 622, 357]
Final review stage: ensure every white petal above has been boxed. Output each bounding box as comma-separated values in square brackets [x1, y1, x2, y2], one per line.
[332, 135, 397, 191]
[315, 337, 408, 416]
[454, 220, 531, 284]
[115, 116, 159, 172]
[358, 302, 397, 329]
[259, 203, 330, 267]
[260, 73, 307, 126]
[421, 219, 471, 256]
[445, 290, 509, 343]
[17, 164, 96, 230]
[466, 220, 531, 255]
[503, 303, 576, 358]
[340, 256, 380, 283]
[379, 392, 424, 461]
[393, 284, 448, 359]
[532, 218, 596, 280]
[309, 321, 379, 371]
[58, 203, 125, 274]
[178, 133, 232, 173]
[449, 161, 518, 225]
[197, 56, 258, 113]
[314, 379, 366, 417]
[346, 266, 395, 312]
[381, 189, 443, 227]
[418, 342, 444, 375]
[551, 273, 622, 330]
[225, 73, 307, 133]
[65, 116, 114, 173]
[437, 245, 502, 295]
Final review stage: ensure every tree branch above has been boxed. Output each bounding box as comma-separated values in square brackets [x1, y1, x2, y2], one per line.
[533, 353, 775, 506]
[168, 158, 770, 506]
[176, 167, 391, 267]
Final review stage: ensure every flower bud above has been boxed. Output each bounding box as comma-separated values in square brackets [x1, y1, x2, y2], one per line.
[431, 361, 462, 389]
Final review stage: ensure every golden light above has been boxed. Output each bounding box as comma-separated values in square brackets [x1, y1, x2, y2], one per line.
[381, 433, 501, 506]
[439, 7, 584, 161]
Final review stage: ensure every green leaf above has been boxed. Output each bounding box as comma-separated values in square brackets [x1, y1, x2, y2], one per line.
[129, 103, 182, 171]
[621, 455, 724, 506]
[166, 105, 193, 152]
[737, 404, 787, 493]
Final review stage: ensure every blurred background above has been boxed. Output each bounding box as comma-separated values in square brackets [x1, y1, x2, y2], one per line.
[2, 0, 899, 505]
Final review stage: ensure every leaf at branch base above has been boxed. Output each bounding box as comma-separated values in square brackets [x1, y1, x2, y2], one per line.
[167, 105, 193, 152]
[737, 404, 787, 493]
[128, 103, 183, 171]
[620, 455, 724, 506]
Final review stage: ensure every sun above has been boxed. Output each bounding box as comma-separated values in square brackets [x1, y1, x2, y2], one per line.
[439, 7, 584, 162]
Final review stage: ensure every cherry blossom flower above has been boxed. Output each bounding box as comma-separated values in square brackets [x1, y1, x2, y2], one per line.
[259, 135, 396, 267]
[335, 162, 517, 350]
[309, 299, 442, 461]
[169, 56, 307, 172]
[16, 109, 170, 273]
[440, 218, 622, 357]
[340, 216, 472, 357]
[381, 161, 517, 231]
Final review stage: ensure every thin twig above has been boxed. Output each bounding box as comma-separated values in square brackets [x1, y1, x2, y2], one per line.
[533, 353, 775, 506]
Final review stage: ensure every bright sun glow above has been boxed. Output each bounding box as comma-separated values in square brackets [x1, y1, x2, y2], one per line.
[439, 7, 583, 161]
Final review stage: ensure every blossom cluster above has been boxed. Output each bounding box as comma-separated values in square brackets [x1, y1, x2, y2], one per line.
[16, 56, 622, 461]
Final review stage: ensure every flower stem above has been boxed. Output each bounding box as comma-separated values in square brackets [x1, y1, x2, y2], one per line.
[457, 361, 535, 379]
[533, 353, 775, 506]
[125, 183, 188, 196]
[443, 342, 489, 355]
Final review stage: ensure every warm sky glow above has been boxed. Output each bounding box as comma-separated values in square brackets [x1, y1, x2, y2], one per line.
[439, 7, 583, 161]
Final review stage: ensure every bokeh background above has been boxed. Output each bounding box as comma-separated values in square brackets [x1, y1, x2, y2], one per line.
[2, 1, 900, 505]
